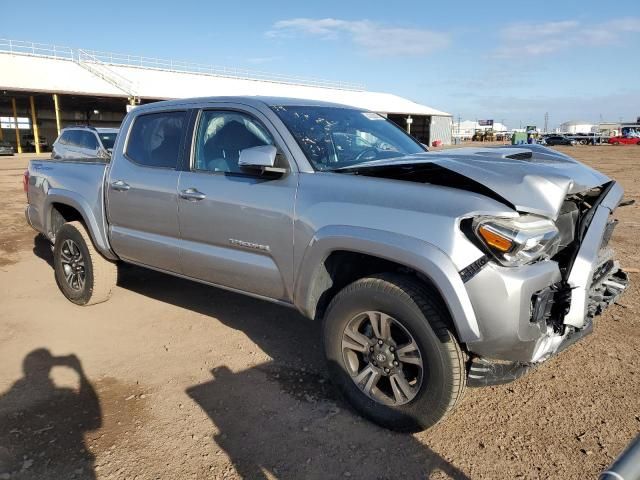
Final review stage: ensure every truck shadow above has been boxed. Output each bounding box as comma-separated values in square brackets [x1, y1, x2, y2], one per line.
[32, 234, 54, 268]
[187, 363, 469, 480]
[32, 240, 469, 479]
[117, 263, 469, 479]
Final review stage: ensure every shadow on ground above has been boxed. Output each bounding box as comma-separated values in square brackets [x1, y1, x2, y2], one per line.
[187, 363, 469, 479]
[32, 236, 469, 479]
[0, 349, 101, 480]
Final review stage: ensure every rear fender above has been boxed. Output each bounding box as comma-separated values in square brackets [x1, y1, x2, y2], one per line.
[43, 189, 116, 260]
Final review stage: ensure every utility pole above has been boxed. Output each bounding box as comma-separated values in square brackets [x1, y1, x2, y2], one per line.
[544, 112, 549, 134]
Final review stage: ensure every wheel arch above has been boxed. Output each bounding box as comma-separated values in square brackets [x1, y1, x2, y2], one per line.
[44, 190, 116, 260]
[293, 226, 481, 343]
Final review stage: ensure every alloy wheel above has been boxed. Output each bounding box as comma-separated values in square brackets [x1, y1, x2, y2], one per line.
[341, 311, 423, 406]
[59, 239, 86, 291]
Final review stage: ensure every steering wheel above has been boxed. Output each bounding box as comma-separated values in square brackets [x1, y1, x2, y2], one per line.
[354, 147, 378, 162]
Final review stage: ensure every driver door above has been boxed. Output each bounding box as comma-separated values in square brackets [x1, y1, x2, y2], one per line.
[177, 107, 298, 301]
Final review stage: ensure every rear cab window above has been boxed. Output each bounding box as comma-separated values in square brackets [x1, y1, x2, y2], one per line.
[125, 111, 187, 169]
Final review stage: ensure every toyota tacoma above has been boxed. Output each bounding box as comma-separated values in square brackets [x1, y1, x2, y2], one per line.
[24, 97, 629, 431]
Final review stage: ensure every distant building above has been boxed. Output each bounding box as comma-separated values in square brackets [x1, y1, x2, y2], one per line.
[559, 120, 595, 134]
[0, 39, 454, 151]
[597, 122, 620, 137]
[453, 120, 509, 140]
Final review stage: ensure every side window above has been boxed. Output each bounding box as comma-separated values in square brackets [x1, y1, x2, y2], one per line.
[58, 131, 71, 145]
[66, 130, 80, 147]
[126, 111, 186, 169]
[194, 110, 275, 174]
[78, 131, 98, 150]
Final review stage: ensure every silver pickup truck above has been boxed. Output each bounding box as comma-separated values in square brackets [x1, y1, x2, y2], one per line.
[25, 96, 628, 432]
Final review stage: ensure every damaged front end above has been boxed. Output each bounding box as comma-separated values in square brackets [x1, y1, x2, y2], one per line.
[334, 145, 629, 386]
[467, 182, 630, 387]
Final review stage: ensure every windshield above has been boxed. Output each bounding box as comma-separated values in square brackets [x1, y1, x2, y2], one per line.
[99, 132, 117, 149]
[271, 106, 426, 170]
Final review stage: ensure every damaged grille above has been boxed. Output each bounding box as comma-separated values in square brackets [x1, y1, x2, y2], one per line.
[587, 267, 628, 317]
[587, 244, 628, 317]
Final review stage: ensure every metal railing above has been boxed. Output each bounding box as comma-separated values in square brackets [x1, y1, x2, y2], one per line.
[0, 38, 73, 60]
[0, 38, 365, 91]
[76, 49, 138, 98]
[79, 48, 365, 90]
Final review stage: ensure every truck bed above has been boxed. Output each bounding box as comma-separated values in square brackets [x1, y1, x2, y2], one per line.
[26, 157, 111, 256]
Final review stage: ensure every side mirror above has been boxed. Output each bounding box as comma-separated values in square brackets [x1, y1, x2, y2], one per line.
[238, 145, 286, 174]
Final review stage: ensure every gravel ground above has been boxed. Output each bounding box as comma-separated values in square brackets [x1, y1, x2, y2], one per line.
[0, 145, 638, 479]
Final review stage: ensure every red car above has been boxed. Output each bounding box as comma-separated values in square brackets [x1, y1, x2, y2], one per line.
[609, 135, 640, 145]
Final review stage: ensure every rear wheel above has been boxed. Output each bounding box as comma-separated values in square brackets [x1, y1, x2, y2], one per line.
[323, 274, 466, 432]
[53, 221, 117, 305]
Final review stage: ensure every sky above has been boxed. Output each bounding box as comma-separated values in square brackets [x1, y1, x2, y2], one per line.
[2, 0, 639, 129]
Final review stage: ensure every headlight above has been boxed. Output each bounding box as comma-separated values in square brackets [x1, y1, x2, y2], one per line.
[471, 215, 560, 267]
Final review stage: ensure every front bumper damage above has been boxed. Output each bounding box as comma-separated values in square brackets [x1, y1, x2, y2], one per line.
[464, 181, 629, 386]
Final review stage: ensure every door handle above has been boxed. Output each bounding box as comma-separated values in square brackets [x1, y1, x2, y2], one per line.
[179, 188, 206, 201]
[110, 180, 130, 191]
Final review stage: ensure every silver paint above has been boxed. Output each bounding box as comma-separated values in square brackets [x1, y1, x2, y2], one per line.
[24, 96, 624, 366]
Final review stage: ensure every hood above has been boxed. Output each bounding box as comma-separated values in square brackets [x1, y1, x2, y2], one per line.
[337, 145, 610, 219]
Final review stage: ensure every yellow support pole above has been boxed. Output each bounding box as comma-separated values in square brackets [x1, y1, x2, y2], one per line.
[53, 94, 62, 136]
[0, 122, 4, 141]
[29, 96, 41, 154]
[12, 98, 22, 154]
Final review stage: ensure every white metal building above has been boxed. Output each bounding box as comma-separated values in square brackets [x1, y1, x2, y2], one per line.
[453, 120, 509, 140]
[559, 120, 596, 134]
[0, 39, 453, 151]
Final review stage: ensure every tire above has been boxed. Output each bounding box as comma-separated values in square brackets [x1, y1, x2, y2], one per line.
[53, 221, 117, 305]
[323, 273, 466, 432]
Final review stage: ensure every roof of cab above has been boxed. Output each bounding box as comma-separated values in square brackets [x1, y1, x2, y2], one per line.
[133, 96, 362, 113]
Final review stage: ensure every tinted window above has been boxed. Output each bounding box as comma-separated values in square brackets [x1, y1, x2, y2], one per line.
[78, 131, 99, 150]
[99, 132, 117, 149]
[194, 110, 274, 174]
[126, 111, 186, 168]
[58, 131, 73, 145]
[66, 130, 81, 147]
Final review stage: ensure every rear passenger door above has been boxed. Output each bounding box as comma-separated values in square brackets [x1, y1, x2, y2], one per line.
[106, 109, 188, 273]
[176, 106, 297, 301]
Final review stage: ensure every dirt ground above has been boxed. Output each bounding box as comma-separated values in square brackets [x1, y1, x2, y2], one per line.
[0, 145, 638, 480]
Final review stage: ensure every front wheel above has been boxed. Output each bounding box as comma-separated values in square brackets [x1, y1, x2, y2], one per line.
[323, 274, 466, 432]
[53, 221, 117, 305]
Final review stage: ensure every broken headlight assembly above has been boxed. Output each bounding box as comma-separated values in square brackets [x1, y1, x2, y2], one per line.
[471, 215, 561, 267]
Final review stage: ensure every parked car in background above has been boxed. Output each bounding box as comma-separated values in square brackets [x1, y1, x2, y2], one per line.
[0, 141, 15, 156]
[25, 97, 629, 432]
[21, 134, 49, 152]
[608, 135, 640, 145]
[544, 135, 577, 146]
[51, 126, 119, 160]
